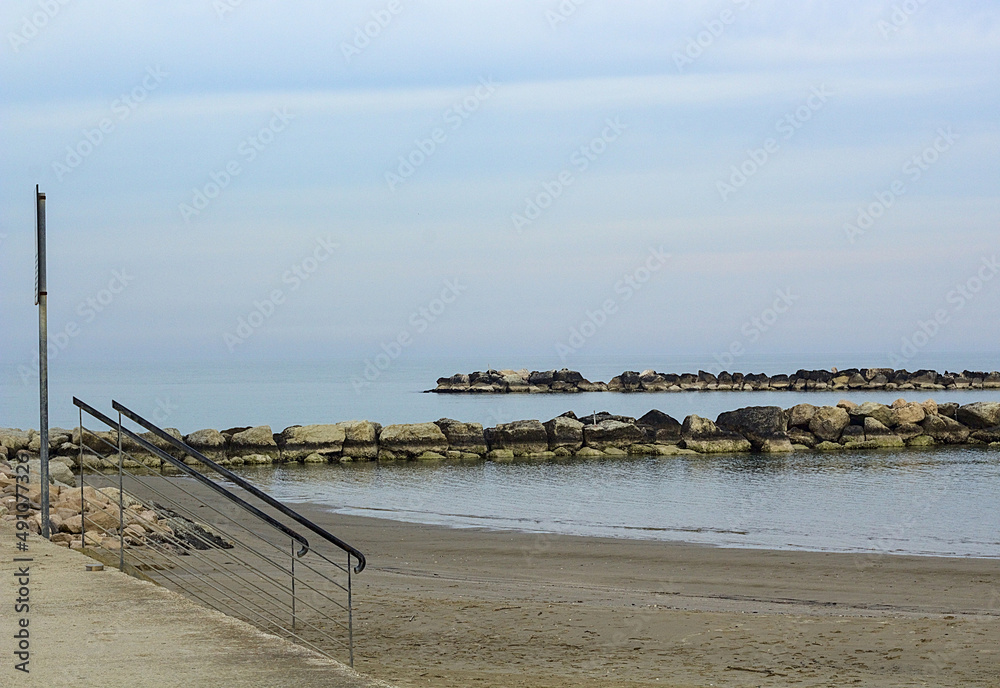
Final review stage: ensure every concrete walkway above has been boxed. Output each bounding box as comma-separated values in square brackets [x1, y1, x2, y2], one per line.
[0, 522, 394, 688]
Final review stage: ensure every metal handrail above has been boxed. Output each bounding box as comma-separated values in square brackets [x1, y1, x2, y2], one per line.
[73, 397, 310, 557]
[111, 399, 367, 573]
[73, 400, 361, 664]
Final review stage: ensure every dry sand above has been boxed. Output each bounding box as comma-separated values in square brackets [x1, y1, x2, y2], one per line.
[289, 506, 1000, 688]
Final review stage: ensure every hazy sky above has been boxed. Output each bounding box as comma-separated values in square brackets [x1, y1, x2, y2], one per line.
[2, 1, 999, 376]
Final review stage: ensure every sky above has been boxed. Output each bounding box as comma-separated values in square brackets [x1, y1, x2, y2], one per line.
[2, 0, 999, 378]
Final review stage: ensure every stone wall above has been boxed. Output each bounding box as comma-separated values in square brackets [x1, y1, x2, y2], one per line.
[429, 368, 1000, 394]
[3, 400, 999, 470]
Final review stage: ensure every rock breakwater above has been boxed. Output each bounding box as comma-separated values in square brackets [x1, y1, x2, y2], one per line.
[4, 400, 999, 478]
[429, 368, 1000, 393]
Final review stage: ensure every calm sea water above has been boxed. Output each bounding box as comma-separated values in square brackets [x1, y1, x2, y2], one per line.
[237, 447, 1000, 559]
[4, 354, 1000, 558]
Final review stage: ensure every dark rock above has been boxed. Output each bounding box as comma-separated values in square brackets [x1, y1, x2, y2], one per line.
[487, 420, 549, 455]
[956, 402, 1000, 429]
[583, 420, 646, 450]
[971, 426, 1000, 443]
[528, 370, 555, 386]
[920, 415, 970, 444]
[553, 369, 584, 383]
[636, 410, 682, 443]
[680, 415, 751, 453]
[937, 402, 959, 419]
[716, 406, 788, 451]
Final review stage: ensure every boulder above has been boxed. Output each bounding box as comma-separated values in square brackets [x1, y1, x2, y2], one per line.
[788, 428, 819, 448]
[636, 410, 682, 443]
[889, 403, 925, 427]
[231, 426, 280, 460]
[840, 425, 866, 444]
[486, 420, 549, 456]
[787, 403, 817, 428]
[848, 402, 893, 427]
[937, 402, 959, 419]
[379, 423, 448, 458]
[680, 415, 751, 454]
[715, 406, 789, 452]
[583, 420, 646, 451]
[183, 428, 227, 461]
[337, 420, 381, 460]
[434, 419, 487, 455]
[48, 459, 76, 487]
[543, 416, 584, 451]
[956, 402, 1000, 430]
[920, 414, 970, 444]
[808, 406, 850, 442]
[279, 424, 345, 461]
[970, 426, 1000, 443]
[894, 423, 924, 441]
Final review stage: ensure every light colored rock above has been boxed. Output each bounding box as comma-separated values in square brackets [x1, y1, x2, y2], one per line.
[889, 403, 925, 426]
[279, 424, 344, 461]
[303, 452, 327, 463]
[809, 406, 850, 442]
[434, 419, 487, 455]
[543, 416, 584, 451]
[379, 423, 448, 457]
[337, 420, 381, 460]
[787, 403, 817, 427]
[921, 399, 938, 416]
[920, 415, 970, 444]
[574, 447, 606, 458]
[415, 451, 446, 461]
[849, 402, 893, 427]
[486, 449, 515, 461]
[231, 426, 278, 451]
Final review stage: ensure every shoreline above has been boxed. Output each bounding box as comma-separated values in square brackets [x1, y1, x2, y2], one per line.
[291, 500, 1000, 562]
[292, 501, 1000, 687]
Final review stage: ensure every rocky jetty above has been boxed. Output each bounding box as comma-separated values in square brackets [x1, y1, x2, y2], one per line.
[4, 400, 1000, 481]
[0, 451, 231, 551]
[429, 368, 1000, 393]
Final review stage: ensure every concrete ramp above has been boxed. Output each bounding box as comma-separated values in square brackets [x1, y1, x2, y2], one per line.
[0, 522, 394, 688]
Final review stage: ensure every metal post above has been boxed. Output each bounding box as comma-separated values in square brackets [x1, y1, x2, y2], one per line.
[290, 540, 297, 630]
[347, 552, 354, 667]
[35, 186, 50, 538]
[79, 411, 85, 544]
[118, 412, 124, 571]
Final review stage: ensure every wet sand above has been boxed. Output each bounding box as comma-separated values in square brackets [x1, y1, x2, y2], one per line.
[292, 505, 1000, 687]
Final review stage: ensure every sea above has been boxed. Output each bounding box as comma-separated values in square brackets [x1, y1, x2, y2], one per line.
[3, 353, 999, 558]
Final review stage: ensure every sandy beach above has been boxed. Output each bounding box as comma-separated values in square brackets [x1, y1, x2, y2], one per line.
[286, 506, 1000, 687]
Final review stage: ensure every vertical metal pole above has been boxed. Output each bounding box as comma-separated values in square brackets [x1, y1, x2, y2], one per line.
[79, 412, 85, 544]
[348, 553, 354, 667]
[117, 412, 124, 571]
[36, 186, 50, 538]
[290, 540, 297, 631]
